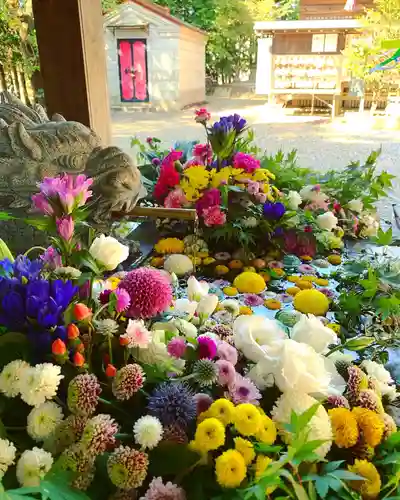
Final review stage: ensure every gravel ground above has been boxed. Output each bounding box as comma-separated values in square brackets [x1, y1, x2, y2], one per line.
[112, 97, 400, 220]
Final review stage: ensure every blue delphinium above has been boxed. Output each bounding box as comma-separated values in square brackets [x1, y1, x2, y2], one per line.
[147, 382, 197, 428]
[263, 202, 286, 220]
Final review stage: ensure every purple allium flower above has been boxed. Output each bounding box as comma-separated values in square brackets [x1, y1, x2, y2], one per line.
[197, 336, 217, 359]
[217, 341, 238, 365]
[167, 337, 187, 358]
[233, 152, 260, 173]
[216, 360, 236, 386]
[228, 374, 261, 405]
[147, 382, 196, 428]
[140, 476, 186, 500]
[263, 202, 286, 220]
[194, 393, 213, 415]
[67, 373, 102, 417]
[243, 294, 264, 307]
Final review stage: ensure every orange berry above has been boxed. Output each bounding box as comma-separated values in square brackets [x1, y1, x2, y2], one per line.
[52, 338, 66, 356]
[73, 352, 85, 367]
[73, 303, 92, 321]
[67, 323, 80, 339]
[105, 364, 117, 377]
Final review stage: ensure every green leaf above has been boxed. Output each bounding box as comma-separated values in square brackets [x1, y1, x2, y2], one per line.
[323, 460, 345, 473]
[345, 337, 375, 351]
[314, 477, 330, 498]
[376, 452, 400, 464]
[295, 403, 321, 431]
[0, 333, 30, 369]
[373, 227, 393, 246]
[0, 212, 17, 221]
[332, 471, 364, 481]
[148, 442, 200, 476]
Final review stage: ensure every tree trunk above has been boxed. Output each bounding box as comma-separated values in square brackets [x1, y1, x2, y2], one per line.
[0, 64, 7, 92]
[11, 66, 21, 98]
[20, 71, 31, 106]
[17, 69, 28, 104]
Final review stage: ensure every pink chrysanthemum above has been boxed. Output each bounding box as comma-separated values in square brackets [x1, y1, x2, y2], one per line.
[81, 414, 119, 455]
[243, 294, 264, 307]
[327, 395, 350, 409]
[233, 152, 260, 173]
[216, 360, 236, 386]
[228, 374, 261, 405]
[118, 268, 173, 319]
[167, 337, 187, 358]
[112, 364, 145, 401]
[140, 477, 186, 500]
[197, 336, 217, 359]
[108, 446, 148, 490]
[115, 288, 131, 313]
[194, 393, 214, 415]
[67, 374, 101, 417]
[217, 341, 238, 366]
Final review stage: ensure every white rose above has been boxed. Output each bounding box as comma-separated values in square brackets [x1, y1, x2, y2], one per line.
[233, 315, 286, 363]
[89, 235, 129, 271]
[291, 314, 337, 354]
[196, 295, 219, 317]
[316, 212, 338, 231]
[300, 185, 328, 203]
[286, 191, 302, 210]
[187, 276, 209, 301]
[173, 298, 198, 318]
[347, 199, 363, 213]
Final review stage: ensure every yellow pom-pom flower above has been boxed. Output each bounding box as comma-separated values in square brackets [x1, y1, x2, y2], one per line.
[264, 299, 282, 310]
[202, 257, 216, 266]
[327, 323, 341, 334]
[154, 238, 184, 255]
[234, 404, 262, 436]
[243, 266, 256, 273]
[300, 255, 313, 262]
[315, 278, 329, 286]
[215, 449, 247, 488]
[254, 455, 272, 480]
[239, 306, 253, 315]
[287, 275, 300, 283]
[328, 254, 342, 265]
[215, 265, 229, 276]
[297, 280, 313, 290]
[352, 408, 384, 448]
[255, 415, 277, 445]
[183, 165, 210, 190]
[329, 408, 359, 448]
[208, 399, 235, 426]
[293, 289, 329, 316]
[223, 286, 238, 297]
[286, 286, 300, 296]
[233, 272, 266, 294]
[234, 437, 256, 465]
[194, 417, 225, 452]
[348, 459, 381, 499]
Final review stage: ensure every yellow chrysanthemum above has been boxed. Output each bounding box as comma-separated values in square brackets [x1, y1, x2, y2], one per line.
[297, 279, 313, 290]
[215, 449, 246, 488]
[154, 237, 184, 255]
[253, 169, 275, 181]
[234, 437, 256, 465]
[149, 256, 164, 267]
[194, 418, 225, 452]
[255, 415, 277, 445]
[180, 180, 200, 202]
[211, 167, 233, 188]
[215, 265, 229, 276]
[223, 286, 238, 297]
[183, 165, 210, 190]
[208, 399, 235, 426]
[315, 278, 329, 286]
[329, 408, 359, 448]
[328, 254, 342, 265]
[348, 459, 381, 499]
[264, 299, 282, 310]
[234, 404, 262, 436]
[254, 455, 272, 480]
[286, 286, 301, 296]
[239, 306, 253, 315]
[352, 408, 384, 448]
[287, 275, 300, 283]
[233, 272, 265, 294]
[300, 275, 315, 282]
[234, 172, 251, 182]
[293, 289, 329, 316]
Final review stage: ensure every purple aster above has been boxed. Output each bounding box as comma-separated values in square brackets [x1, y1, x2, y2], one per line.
[243, 294, 264, 307]
[147, 382, 196, 428]
[197, 336, 217, 359]
[263, 202, 286, 220]
[228, 374, 261, 405]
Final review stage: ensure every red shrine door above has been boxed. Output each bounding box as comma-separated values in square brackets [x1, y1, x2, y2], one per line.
[118, 39, 149, 102]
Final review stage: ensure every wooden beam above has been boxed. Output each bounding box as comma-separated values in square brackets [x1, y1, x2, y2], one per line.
[32, 0, 111, 145]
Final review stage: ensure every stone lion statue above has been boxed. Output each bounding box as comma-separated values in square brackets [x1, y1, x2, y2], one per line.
[0, 92, 146, 253]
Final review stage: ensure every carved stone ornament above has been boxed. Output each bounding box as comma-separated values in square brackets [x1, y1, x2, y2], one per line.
[0, 92, 147, 253]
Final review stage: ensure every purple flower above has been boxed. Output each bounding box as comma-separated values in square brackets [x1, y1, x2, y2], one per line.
[40, 247, 62, 269]
[195, 188, 221, 215]
[197, 336, 217, 359]
[13, 256, 43, 281]
[167, 337, 187, 358]
[0, 259, 13, 277]
[217, 341, 238, 365]
[233, 152, 260, 173]
[115, 288, 131, 313]
[243, 294, 264, 307]
[148, 382, 196, 428]
[212, 114, 247, 134]
[228, 374, 261, 405]
[56, 216, 74, 242]
[194, 393, 213, 415]
[152, 157, 161, 166]
[31, 193, 54, 215]
[216, 360, 236, 386]
[263, 202, 286, 220]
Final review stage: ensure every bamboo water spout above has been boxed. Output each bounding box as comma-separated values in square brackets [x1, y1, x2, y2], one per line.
[112, 206, 198, 222]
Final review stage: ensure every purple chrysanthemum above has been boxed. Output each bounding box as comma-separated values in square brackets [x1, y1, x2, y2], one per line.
[228, 374, 261, 405]
[67, 374, 101, 417]
[147, 382, 196, 428]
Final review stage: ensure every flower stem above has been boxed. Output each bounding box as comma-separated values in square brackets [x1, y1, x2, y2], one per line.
[24, 246, 47, 257]
[108, 335, 114, 365]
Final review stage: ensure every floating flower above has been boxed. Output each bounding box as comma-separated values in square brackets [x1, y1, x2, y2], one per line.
[328, 254, 342, 265]
[81, 414, 119, 455]
[329, 408, 359, 448]
[67, 373, 101, 417]
[215, 450, 246, 488]
[107, 446, 148, 490]
[0, 439, 16, 478]
[233, 272, 265, 294]
[243, 294, 264, 307]
[348, 460, 381, 499]
[264, 298, 282, 310]
[112, 364, 145, 401]
[16, 447, 53, 487]
[133, 416, 163, 450]
[194, 417, 225, 452]
[234, 404, 262, 436]
[27, 402, 63, 442]
[228, 374, 261, 405]
[147, 382, 196, 428]
[119, 268, 173, 319]
[140, 476, 186, 500]
[293, 289, 329, 316]
[220, 299, 240, 317]
[154, 238, 184, 255]
[164, 254, 194, 276]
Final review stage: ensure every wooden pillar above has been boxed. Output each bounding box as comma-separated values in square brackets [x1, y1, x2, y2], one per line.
[32, 0, 111, 145]
[255, 35, 274, 99]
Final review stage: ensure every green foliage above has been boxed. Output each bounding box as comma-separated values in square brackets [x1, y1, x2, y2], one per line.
[261, 150, 314, 191]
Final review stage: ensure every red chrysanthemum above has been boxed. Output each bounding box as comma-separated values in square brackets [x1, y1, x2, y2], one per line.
[118, 268, 172, 319]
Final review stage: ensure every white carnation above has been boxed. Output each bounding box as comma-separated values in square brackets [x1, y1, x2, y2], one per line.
[20, 364, 63, 407]
[0, 439, 16, 477]
[291, 314, 337, 354]
[286, 190, 302, 210]
[164, 254, 194, 276]
[133, 415, 163, 449]
[316, 212, 338, 231]
[272, 391, 332, 458]
[0, 360, 30, 397]
[27, 402, 63, 441]
[16, 447, 53, 487]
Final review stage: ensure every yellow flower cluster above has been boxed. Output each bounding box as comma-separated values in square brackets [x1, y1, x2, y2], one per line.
[348, 459, 381, 499]
[193, 400, 277, 490]
[178, 165, 275, 203]
[154, 237, 184, 254]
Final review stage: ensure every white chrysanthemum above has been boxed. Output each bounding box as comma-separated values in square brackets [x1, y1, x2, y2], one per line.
[271, 391, 332, 458]
[133, 415, 163, 449]
[0, 439, 16, 477]
[19, 363, 63, 407]
[27, 402, 64, 441]
[0, 360, 30, 397]
[164, 254, 194, 276]
[361, 360, 397, 399]
[53, 266, 82, 279]
[94, 319, 119, 338]
[16, 447, 53, 487]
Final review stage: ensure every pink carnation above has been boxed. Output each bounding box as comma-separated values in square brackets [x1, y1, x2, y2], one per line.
[217, 341, 238, 365]
[118, 268, 173, 319]
[233, 152, 260, 173]
[164, 188, 188, 208]
[195, 189, 221, 216]
[203, 205, 226, 227]
[167, 337, 187, 358]
[216, 360, 236, 386]
[197, 336, 217, 359]
[193, 143, 212, 164]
